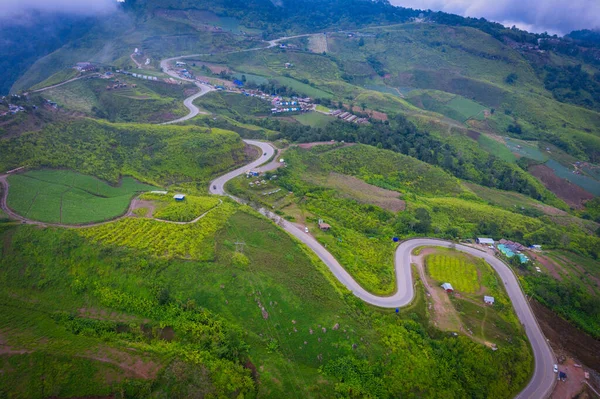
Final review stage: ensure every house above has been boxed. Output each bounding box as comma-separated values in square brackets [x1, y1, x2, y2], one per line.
[441, 283, 454, 293]
[173, 194, 186, 201]
[318, 220, 331, 231]
[477, 238, 495, 245]
[484, 296, 495, 305]
[175, 61, 187, 67]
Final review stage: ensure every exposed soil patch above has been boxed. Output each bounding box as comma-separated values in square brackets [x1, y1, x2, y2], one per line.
[529, 164, 593, 208]
[531, 300, 600, 373]
[245, 143, 260, 162]
[350, 106, 388, 121]
[190, 61, 231, 74]
[534, 204, 569, 216]
[86, 347, 162, 380]
[78, 308, 147, 324]
[130, 199, 156, 218]
[412, 250, 463, 332]
[0, 332, 31, 355]
[467, 130, 481, 140]
[529, 253, 563, 280]
[551, 357, 588, 399]
[323, 172, 405, 212]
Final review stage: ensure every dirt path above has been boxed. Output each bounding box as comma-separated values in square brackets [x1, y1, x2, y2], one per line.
[30, 73, 100, 93]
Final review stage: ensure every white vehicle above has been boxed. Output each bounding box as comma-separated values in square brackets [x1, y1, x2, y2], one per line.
[553, 364, 558, 373]
[304, 227, 309, 233]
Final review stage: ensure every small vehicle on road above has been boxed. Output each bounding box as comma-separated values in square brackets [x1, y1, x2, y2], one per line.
[553, 364, 558, 373]
[213, 185, 216, 190]
[304, 227, 309, 233]
[264, 152, 267, 156]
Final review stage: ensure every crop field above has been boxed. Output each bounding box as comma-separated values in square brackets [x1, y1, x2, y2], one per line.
[446, 96, 487, 121]
[274, 76, 334, 99]
[7, 170, 157, 224]
[504, 138, 547, 161]
[293, 112, 335, 127]
[476, 135, 516, 163]
[140, 193, 221, 222]
[545, 160, 600, 195]
[79, 201, 237, 260]
[425, 252, 480, 293]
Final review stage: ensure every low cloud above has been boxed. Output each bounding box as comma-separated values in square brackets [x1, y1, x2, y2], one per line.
[390, 0, 600, 35]
[0, 0, 118, 21]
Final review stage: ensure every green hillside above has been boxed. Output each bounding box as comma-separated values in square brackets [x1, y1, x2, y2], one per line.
[2, 0, 600, 397]
[0, 119, 247, 189]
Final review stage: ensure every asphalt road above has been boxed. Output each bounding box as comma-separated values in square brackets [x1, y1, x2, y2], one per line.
[209, 140, 555, 399]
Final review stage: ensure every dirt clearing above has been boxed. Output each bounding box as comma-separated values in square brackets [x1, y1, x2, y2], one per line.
[323, 172, 405, 212]
[531, 300, 600, 373]
[308, 34, 328, 53]
[529, 164, 593, 208]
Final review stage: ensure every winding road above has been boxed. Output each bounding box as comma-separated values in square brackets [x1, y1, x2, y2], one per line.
[209, 139, 556, 399]
[3, 30, 555, 398]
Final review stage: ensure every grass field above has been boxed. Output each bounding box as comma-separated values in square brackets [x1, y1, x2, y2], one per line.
[293, 112, 335, 127]
[7, 170, 157, 224]
[446, 96, 487, 121]
[425, 252, 480, 293]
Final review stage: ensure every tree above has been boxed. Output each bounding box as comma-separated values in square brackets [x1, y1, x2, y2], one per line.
[505, 73, 518, 84]
[358, 37, 365, 46]
[413, 208, 431, 234]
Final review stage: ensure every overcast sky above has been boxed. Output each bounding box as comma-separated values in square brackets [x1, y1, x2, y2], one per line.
[390, 0, 600, 35]
[0, 0, 117, 20]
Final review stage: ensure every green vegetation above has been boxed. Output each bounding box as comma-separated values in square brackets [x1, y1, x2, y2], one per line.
[293, 112, 335, 127]
[43, 77, 191, 123]
[140, 193, 221, 222]
[79, 201, 237, 260]
[0, 119, 246, 190]
[422, 248, 524, 345]
[195, 92, 272, 118]
[30, 68, 79, 91]
[6, 170, 156, 224]
[426, 252, 480, 293]
[0, 202, 533, 398]
[523, 250, 600, 339]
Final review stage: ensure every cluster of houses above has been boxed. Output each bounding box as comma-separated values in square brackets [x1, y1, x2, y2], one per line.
[476, 237, 533, 264]
[0, 104, 25, 117]
[440, 282, 495, 305]
[74, 62, 97, 72]
[330, 109, 368, 124]
[105, 79, 136, 90]
[271, 97, 314, 113]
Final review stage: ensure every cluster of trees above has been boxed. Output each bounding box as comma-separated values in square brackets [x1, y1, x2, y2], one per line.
[0, 119, 246, 186]
[542, 64, 600, 111]
[526, 273, 600, 339]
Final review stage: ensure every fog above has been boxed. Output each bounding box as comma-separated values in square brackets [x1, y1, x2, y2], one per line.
[0, 0, 118, 21]
[390, 0, 600, 35]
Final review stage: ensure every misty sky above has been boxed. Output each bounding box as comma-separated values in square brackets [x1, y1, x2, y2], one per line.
[0, 0, 117, 20]
[391, 0, 600, 35]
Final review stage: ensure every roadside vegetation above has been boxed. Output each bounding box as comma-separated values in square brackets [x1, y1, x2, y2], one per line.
[0, 206, 533, 398]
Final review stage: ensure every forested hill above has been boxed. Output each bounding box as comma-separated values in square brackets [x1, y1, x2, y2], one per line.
[0, 13, 96, 95]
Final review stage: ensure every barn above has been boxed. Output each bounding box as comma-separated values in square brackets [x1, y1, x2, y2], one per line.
[441, 283, 454, 293]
